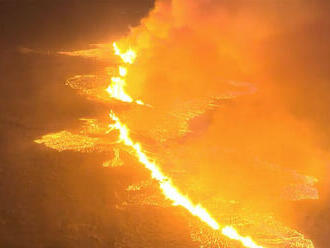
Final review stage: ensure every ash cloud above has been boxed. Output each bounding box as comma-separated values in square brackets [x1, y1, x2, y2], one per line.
[119, 0, 328, 180]
[33, 0, 329, 246]
[116, 0, 330, 244]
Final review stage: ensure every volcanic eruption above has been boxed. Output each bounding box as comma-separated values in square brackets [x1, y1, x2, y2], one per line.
[34, 0, 328, 247]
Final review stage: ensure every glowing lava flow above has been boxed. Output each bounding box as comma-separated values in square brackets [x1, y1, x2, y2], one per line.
[113, 42, 136, 64]
[106, 42, 143, 105]
[108, 111, 263, 248]
[106, 40, 263, 248]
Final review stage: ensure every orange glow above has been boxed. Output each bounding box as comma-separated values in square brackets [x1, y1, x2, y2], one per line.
[119, 66, 128, 77]
[33, 1, 323, 247]
[105, 36, 264, 247]
[106, 77, 133, 103]
[106, 42, 143, 105]
[222, 227, 263, 248]
[108, 111, 263, 248]
[113, 42, 136, 64]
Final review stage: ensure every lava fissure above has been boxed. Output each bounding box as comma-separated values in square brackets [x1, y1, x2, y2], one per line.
[105, 43, 264, 248]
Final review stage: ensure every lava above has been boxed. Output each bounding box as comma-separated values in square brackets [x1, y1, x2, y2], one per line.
[106, 42, 143, 105]
[106, 42, 263, 248]
[113, 42, 136, 64]
[108, 110, 263, 248]
[33, 2, 322, 247]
